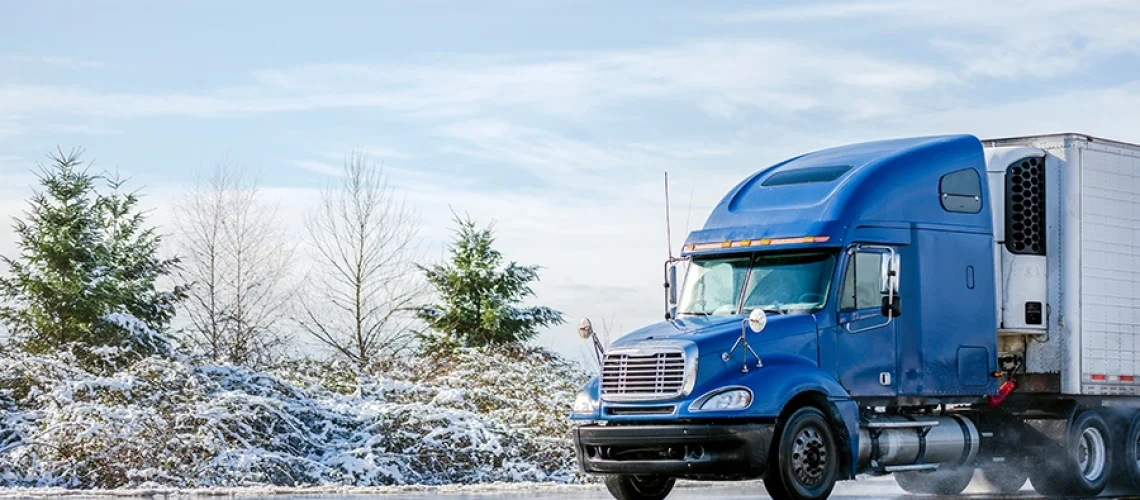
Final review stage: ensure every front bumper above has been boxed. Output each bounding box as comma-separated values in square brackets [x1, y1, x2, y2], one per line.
[573, 423, 774, 479]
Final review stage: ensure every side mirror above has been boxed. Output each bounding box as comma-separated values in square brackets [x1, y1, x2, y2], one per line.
[881, 295, 902, 318]
[577, 318, 595, 339]
[667, 265, 678, 305]
[747, 308, 767, 333]
[879, 253, 900, 294]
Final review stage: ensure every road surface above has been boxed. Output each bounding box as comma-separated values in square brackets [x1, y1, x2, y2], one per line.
[255, 476, 1140, 500]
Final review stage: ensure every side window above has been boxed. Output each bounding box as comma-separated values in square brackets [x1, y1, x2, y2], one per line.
[940, 168, 982, 213]
[840, 252, 884, 310]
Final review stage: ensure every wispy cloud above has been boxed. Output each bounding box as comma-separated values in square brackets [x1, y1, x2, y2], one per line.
[320, 146, 417, 162]
[292, 160, 343, 177]
[0, 37, 951, 123]
[1, 54, 105, 70]
[715, 0, 1140, 79]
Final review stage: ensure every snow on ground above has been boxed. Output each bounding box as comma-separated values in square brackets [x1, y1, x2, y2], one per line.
[0, 482, 604, 498]
[0, 347, 589, 489]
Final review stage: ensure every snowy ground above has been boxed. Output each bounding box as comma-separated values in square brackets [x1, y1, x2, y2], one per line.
[0, 478, 1063, 500]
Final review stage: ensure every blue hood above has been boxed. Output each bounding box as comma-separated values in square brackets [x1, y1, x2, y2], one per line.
[610, 313, 818, 356]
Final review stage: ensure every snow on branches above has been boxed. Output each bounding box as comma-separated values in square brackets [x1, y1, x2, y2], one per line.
[0, 346, 588, 488]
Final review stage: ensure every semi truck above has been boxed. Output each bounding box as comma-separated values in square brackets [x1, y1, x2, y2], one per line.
[569, 133, 1140, 500]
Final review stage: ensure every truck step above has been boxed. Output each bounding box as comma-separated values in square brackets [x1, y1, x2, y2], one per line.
[882, 464, 940, 473]
[864, 420, 940, 429]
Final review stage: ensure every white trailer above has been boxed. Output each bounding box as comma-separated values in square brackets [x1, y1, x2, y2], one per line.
[984, 134, 1140, 396]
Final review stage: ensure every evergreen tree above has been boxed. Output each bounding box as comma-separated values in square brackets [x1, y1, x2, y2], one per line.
[417, 216, 563, 349]
[0, 149, 185, 367]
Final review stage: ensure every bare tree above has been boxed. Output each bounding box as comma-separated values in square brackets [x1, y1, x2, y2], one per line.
[175, 163, 295, 366]
[297, 152, 423, 367]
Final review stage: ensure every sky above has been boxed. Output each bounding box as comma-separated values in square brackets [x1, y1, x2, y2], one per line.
[2, 0, 1140, 365]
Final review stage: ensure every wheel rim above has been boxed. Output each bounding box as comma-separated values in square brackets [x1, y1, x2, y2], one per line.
[791, 424, 828, 487]
[1134, 429, 1140, 473]
[1077, 426, 1107, 482]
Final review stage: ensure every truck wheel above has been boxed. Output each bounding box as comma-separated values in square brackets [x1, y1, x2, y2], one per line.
[894, 467, 974, 495]
[980, 461, 1028, 494]
[1031, 409, 1111, 497]
[603, 475, 675, 500]
[764, 406, 839, 500]
[1119, 412, 1140, 492]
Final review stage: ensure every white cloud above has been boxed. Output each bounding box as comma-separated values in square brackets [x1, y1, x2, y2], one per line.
[292, 159, 343, 177]
[0, 37, 950, 124]
[717, 1, 1140, 79]
[0, 54, 105, 70]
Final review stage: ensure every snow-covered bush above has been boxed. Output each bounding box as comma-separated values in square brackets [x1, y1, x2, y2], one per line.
[0, 346, 589, 488]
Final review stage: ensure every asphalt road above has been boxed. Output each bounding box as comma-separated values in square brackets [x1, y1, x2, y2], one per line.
[257, 476, 1140, 500]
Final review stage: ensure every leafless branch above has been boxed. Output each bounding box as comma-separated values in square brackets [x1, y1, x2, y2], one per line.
[174, 162, 297, 367]
[295, 151, 425, 367]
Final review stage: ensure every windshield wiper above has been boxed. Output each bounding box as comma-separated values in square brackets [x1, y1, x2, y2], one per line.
[678, 311, 711, 316]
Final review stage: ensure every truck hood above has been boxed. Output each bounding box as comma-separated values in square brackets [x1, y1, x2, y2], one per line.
[609, 313, 817, 352]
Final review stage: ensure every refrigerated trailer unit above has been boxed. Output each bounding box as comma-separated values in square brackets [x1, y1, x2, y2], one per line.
[985, 135, 1140, 397]
[570, 133, 1140, 500]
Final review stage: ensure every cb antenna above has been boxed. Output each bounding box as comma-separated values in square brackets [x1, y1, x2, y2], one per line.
[665, 172, 674, 260]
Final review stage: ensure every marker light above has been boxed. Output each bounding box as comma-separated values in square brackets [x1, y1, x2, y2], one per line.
[686, 236, 831, 252]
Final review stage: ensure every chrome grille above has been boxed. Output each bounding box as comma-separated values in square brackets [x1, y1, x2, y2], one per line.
[601, 351, 686, 401]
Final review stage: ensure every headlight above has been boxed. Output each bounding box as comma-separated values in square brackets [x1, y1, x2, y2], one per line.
[691, 388, 752, 412]
[572, 390, 597, 414]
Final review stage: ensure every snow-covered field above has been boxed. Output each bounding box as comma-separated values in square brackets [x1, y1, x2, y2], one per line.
[0, 483, 604, 498]
[0, 347, 588, 489]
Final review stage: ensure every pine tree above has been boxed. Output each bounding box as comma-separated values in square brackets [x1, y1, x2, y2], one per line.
[0, 149, 186, 368]
[417, 216, 563, 349]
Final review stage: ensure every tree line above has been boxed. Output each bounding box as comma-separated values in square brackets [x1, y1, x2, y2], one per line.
[0, 148, 565, 371]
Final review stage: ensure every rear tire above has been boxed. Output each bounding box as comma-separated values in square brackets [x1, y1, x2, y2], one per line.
[980, 460, 1028, 494]
[603, 475, 675, 500]
[895, 467, 974, 495]
[1117, 411, 1140, 493]
[764, 406, 839, 500]
[1030, 409, 1111, 497]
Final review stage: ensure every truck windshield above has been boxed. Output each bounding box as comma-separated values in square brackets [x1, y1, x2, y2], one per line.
[677, 252, 836, 316]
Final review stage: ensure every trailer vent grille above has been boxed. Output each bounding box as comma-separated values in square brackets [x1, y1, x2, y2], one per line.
[601, 351, 686, 401]
[1006, 157, 1046, 255]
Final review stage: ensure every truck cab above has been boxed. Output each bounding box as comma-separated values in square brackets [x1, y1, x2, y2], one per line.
[572, 134, 1140, 500]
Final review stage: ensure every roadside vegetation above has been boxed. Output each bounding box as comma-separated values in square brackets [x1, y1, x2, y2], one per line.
[0, 149, 583, 488]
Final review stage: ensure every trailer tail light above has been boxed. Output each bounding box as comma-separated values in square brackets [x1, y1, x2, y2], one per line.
[1122, 375, 1135, 383]
[1091, 374, 1107, 381]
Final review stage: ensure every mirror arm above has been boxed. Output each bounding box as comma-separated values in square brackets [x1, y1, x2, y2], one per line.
[589, 333, 605, 367]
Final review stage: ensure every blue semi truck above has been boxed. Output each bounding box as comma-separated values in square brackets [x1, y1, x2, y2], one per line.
[570, 133, 1140, 499]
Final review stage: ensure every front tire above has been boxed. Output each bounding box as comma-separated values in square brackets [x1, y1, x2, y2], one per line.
[603, 475, 675, 500]
[764, 406, 839, 500]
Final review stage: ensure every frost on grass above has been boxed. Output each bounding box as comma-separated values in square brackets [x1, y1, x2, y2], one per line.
[0, 345, 589, 488]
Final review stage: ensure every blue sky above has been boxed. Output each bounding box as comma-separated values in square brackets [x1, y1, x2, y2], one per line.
[2, 1, 1140, 362]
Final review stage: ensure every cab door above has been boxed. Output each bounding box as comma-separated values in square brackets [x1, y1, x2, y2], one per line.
[834, 246, 898, 397]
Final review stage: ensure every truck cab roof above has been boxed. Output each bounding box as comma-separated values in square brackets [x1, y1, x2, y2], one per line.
[683, 134, 992, 256]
